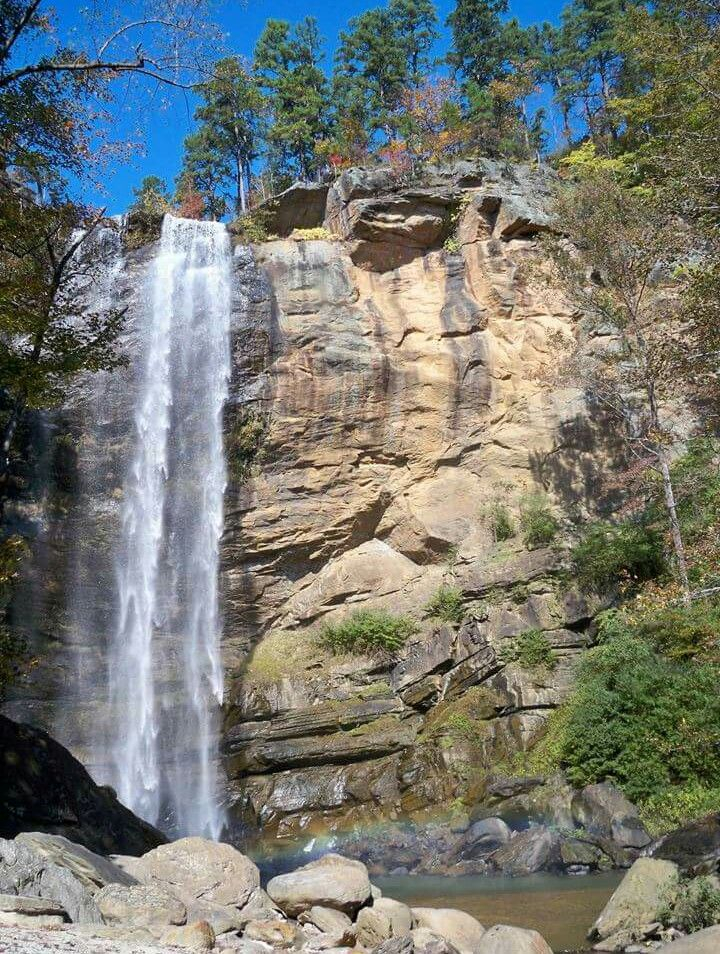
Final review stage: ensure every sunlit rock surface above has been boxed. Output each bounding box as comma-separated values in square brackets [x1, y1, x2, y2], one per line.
[6, 160, 626, 857]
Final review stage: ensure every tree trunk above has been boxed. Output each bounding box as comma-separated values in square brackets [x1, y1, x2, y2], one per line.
[236, 153, 246, 216]
[659, 451, 692, 603]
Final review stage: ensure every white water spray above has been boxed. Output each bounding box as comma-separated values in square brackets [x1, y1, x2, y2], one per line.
[109, 215, 231, 838]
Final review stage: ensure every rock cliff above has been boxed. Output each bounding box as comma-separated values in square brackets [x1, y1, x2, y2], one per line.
[5, 159, 626, 864]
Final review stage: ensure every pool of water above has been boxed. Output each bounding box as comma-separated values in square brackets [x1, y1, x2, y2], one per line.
[373, 871, 624, 953]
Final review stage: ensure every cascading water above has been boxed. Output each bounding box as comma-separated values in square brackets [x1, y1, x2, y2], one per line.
[109, 215, 231, 838]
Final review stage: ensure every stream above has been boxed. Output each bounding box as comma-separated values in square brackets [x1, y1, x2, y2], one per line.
[373, 871, 624, 952]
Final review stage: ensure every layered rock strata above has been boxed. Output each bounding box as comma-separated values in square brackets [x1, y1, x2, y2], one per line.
[6, 159, 625, 853]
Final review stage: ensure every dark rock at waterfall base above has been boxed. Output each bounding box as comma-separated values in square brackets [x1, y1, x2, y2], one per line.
[646, 813, 720, 876]
[0, 715, 166, 856]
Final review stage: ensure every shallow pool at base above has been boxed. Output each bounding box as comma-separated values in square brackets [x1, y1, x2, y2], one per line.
[373, 871, 624, 952]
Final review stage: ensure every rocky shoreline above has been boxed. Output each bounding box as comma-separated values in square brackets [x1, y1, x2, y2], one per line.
[1, 826, 719, 954]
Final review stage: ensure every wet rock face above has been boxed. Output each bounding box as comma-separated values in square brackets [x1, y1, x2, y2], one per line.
[0, 717, 165, 856]
[8, 159, 626, 853]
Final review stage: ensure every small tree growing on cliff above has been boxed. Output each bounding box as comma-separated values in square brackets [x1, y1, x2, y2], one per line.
[545, 173, 715, 602]
[0, 192, 127, 504]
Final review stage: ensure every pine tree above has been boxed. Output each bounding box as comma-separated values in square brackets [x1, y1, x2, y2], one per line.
[192, 58, 265, 215]
[334, 8, 407, 141]
[389, 0, 439, 88]
[177, 128, 228, 220]
[550, 0, 634, 143]
[254, 18, 329, 180]
[333, 0, 438, 144]
[446, 0, 509, 88]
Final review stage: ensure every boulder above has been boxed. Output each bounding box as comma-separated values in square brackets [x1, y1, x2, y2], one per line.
[94, 882, 186, 934]
[298, 905, 356, 946]
[487, 827, 561, 876]
[0, 832, 135, 923]
[0, 890, 68, 927]
[590, 857, 680, 941]
[115, 836, 260, 912]
[356, 897, 413, 947]
[572, 783, 651, 849]
[657, 926, 720, 952]
[225, 887, 281, 928]
[266, 854, 372, 917]
[374, 936, 415, 954]
[411, 928, 462, 954]
[460, 819, 511, 858]
[477, 924, 553, 954]
[161, 919, 216, 950]
[411, 908, 485, 954]
[0, 715, 165, 856]
[456, 162, 556, 244]
[0, 892, 67, 916]
[648, 814, 720, 876]
[330, 167, 397, 204]
[244, 917, 297, 947]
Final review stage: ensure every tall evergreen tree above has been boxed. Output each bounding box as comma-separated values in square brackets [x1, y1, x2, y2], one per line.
[191, 57, 265, 215]
[446, 0, 509, 88]
[177, 128, 228, 220]
[333, 0, 438, 143]
[334, 8, 407, 141]
[389, 0, 439, 88]
[550, 0, 635, 143]
[254, 18, 329, 180]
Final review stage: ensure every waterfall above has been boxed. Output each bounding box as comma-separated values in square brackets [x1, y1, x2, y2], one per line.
[109, 215, 231, 838]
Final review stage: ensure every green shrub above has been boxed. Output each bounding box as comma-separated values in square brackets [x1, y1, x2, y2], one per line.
[319, 609, 418, 655]
[639, 782, 720, 836]
[231, 208, 273, 243]
[573, 521, 666, 593]
[502, 628, 557, 670]
[226, 409, 268, 483]
[560, 629, 720, 802]
[292, 226, 334, 241]
[425, 585, 465, 624]
[661, 876, 720, 934]
[519, 495, 559, 549]
[671, 438, 720, 548]
[635, 599, 720, 662]
[488, 502, 515, 542]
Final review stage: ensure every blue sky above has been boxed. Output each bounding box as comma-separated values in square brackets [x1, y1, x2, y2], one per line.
[54, 0, 566, 213]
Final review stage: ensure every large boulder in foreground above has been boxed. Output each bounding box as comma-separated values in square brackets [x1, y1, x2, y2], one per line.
[93, 882, 186, 935]
[0, 832, 135, 923]
[0, 715, 165, 856]
[113, 836, 261, 924]
[412, 908, 485, 954]
[590, 857, 679, 941]
[266, 853, 372, 917]
[0, 892, 68, 928]
[356, 897, 413, 947]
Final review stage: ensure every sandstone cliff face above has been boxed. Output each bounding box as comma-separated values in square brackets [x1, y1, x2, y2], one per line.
[5, 160, 622, 854]
[220, 161, 619, 850]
